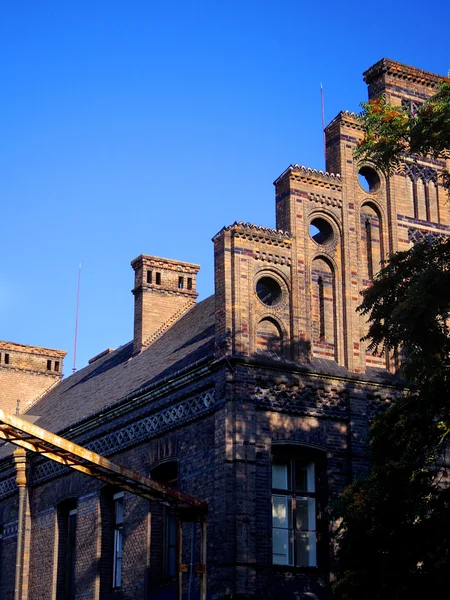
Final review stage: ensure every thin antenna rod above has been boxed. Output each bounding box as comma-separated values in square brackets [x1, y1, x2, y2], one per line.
[73, 264, 81, 374]
[320, 83, 326, 168]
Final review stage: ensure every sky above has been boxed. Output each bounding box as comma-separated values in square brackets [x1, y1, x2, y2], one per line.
[1, 0, 449, 376]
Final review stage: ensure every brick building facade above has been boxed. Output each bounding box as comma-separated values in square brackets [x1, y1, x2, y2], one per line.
[0, 59, 448, 600]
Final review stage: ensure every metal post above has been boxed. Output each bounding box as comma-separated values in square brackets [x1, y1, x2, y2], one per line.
[200, 518, 207, 600]
[177, 518, 183, 600]
[13, 448, 27, 600]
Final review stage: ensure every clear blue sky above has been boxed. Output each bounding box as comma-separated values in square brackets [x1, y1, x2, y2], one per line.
[1, 0, 449, 375]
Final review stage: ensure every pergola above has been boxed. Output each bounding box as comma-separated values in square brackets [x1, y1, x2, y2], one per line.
[0, 408, 207, 600]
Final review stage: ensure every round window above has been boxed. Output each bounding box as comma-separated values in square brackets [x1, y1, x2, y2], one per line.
[358, 166, 381, 193]
[256, 277, 282, 307]
[310, 218, 334, 245]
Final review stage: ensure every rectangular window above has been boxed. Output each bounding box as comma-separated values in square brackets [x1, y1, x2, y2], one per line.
[272, 458, 317, 567]
[187, 278, 193, 290]
[164, 510, 177, 578]
[178, 276, 184, 289]
[155, 272, 161, 285]
[67, 508, 77, 598]
[113, 493, 124, 588]
[55, 361, 60, 372]
[147, 270, 153, 284]
[47, 359, 52, 371]
[4, 354, 9, 365]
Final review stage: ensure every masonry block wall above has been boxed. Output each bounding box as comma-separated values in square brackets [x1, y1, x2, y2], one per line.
[213, 223, 293, 358]
[0, 342, 66, 415]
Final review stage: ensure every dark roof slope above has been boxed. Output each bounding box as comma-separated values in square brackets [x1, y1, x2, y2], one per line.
[22, 295, 216, 435]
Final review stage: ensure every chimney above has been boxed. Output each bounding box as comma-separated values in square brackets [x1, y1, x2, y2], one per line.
[0, 341, 66, 414]
[131, 255, 200, 354]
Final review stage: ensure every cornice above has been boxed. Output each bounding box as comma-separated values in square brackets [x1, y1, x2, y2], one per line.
[364, 58, 443, 88]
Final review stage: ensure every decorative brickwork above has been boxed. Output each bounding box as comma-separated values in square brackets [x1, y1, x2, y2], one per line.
[0, 58, 447, 600]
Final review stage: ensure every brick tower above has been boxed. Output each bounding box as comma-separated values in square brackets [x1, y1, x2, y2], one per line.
[214, 59, 449, 375]
[131, 254, 200, 354]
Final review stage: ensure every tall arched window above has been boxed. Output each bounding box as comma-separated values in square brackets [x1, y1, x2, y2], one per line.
[255, 317, 283, 355]
[361, 204, 383, 281]
[405, 163, 439, 223]
[311, 257, 336, 360]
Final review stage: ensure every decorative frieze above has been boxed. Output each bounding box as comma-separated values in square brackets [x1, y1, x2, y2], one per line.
[254, 250, 291, 266]
[252, 385, 349, 419]
[308, 192, 342, 209]
[408, 227, 449, 244]
[0, 475, 17, 499]
[31, 389, 217, 486]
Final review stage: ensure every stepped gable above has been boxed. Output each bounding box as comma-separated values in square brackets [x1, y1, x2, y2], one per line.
[363, 58, 443, 88]
[325, 110, 363, 132]
[214, 221, 292, 245]
[0, 295, 216, 446]
[274, 165, 343, 189]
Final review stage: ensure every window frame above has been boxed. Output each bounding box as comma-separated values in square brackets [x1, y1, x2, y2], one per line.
[151, 460, 179, 581]
[271, 446, 328, 572]
[112, 492, 124, 589]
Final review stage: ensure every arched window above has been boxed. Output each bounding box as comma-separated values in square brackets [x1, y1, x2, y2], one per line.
[55, 498, 77, 600]
[255, 318, 283, 355]
[405, 163, 439, 223]
[311, 257, 336, 359]
[151, 461, 178, 580]
[361, 204, 383, 281]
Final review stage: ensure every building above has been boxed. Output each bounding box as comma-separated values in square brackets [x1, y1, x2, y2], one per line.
[0, 58, 448, 600]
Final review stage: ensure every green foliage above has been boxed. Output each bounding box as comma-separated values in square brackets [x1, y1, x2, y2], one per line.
[354, 80, 450, 193]
[333, 76, 450, 600]
[359, 237, 450, 381]
[333, 238, 450, 599]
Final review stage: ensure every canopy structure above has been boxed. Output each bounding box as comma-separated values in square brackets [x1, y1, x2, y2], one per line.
[0, 408, 208, 600]
[0, 408, 207, 515]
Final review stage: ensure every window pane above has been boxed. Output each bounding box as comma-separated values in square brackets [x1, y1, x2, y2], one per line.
[272, 461, 289, 490]
[295, 497, 315, 532]
[113, 528, 123, 587]
[295, 461, 315, 492]
[307, 462, 315, 492]
[295, 463, 307, 492]
[115, 497, 124, 525]
[272, 496, 292, 529]
[273, 528, 294, 565]
[295, 497, 308, 531]
[295, 532, 317, 567]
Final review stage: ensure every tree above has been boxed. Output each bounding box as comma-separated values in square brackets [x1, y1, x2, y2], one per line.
[333, 83, 450, 600]
[354, 79, 450, 193]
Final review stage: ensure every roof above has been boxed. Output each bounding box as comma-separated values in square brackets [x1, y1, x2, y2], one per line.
[0, 290, 405, 464]
[20, 295, 216, 436]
